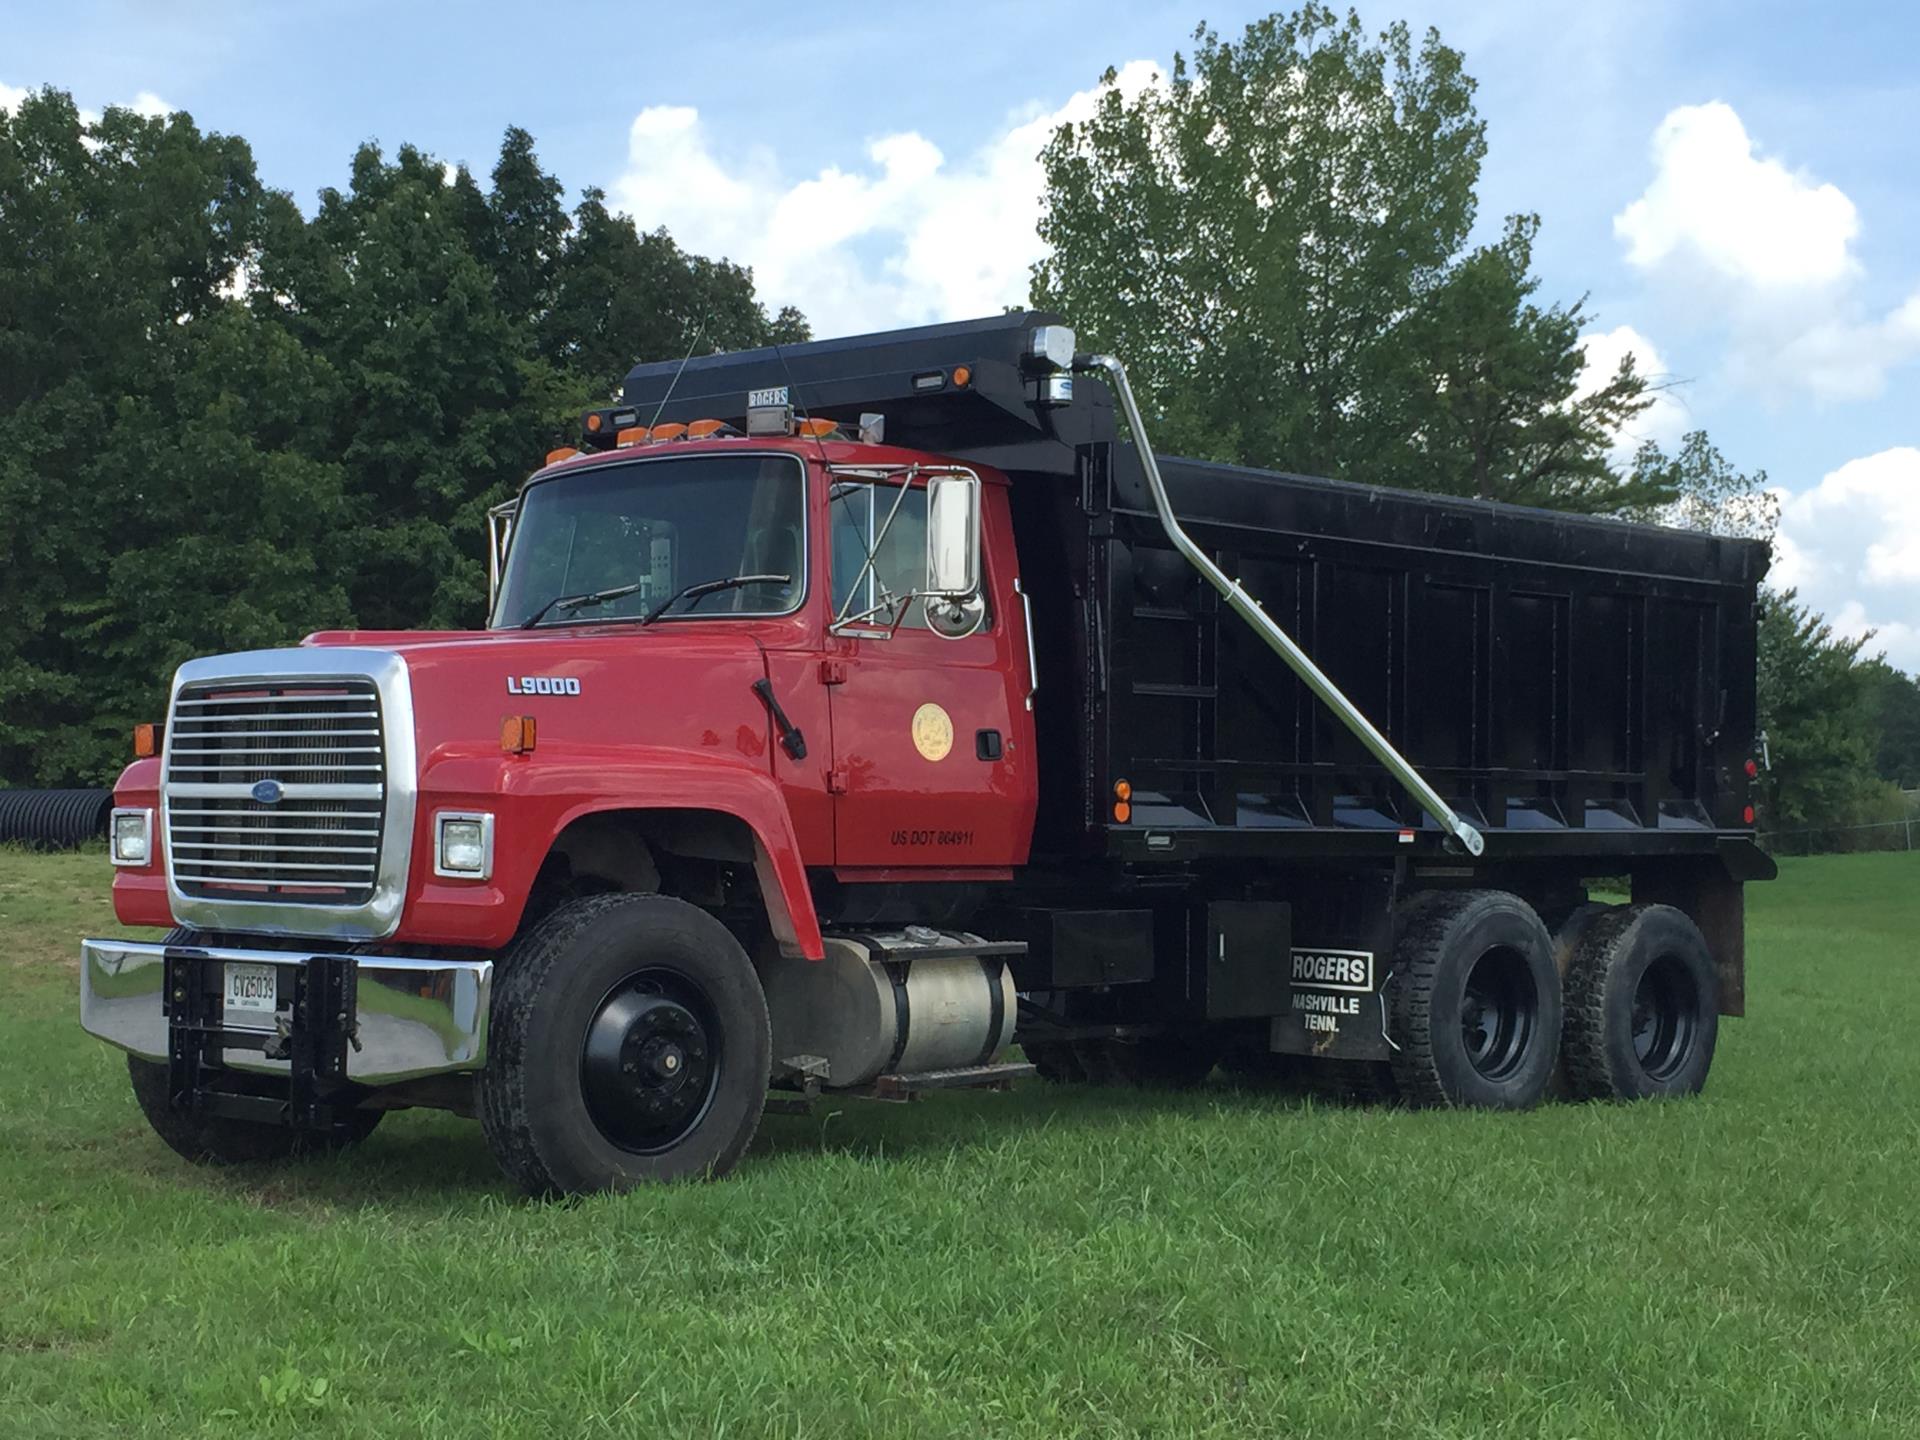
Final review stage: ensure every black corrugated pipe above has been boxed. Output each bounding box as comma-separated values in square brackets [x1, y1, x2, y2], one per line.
[0, 788, 115, 849]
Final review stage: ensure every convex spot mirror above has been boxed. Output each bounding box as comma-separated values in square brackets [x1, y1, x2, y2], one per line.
[924, 473, 981, 600]
[924, 472, 985, 640]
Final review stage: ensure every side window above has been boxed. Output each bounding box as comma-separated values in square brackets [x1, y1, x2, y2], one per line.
[829, 482, 931, 630]
[829, 477, 992, 634]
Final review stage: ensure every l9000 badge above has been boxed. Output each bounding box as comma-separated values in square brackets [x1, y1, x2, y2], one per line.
[507, 676, 582, 695]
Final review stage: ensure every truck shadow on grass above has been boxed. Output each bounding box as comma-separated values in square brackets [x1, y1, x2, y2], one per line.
[180, 1078, 1358, 1209]
[185, 1124, 512, 1212]
[747, 1077, 1370, 1166]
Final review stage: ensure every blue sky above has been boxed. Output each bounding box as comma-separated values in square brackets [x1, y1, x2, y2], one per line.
[7, 0, 1918, 667]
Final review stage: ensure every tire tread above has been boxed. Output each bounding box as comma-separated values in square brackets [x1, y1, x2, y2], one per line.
[1388, 889, 1559, 1110]
[1562, 902, 1718, 1102]
[478, 893, 769, 1195]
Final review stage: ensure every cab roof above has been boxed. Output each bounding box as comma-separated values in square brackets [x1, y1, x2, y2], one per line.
[531, 433, 1009, 486]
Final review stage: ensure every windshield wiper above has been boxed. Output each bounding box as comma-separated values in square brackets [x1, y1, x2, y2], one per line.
[519, 579, 649, 630]
[519, 572, 789, 630]
[640, 573, 790, 625]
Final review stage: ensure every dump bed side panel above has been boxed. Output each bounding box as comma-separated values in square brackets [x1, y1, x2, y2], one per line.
[1085, 453, 1767, 858]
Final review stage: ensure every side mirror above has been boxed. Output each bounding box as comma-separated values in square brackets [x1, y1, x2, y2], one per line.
[924, 473, 981, 598]
[486, 499, 518, 620]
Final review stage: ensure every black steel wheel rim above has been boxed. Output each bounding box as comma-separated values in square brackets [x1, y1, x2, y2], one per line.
[579, 969, 722, 1154]
[1458, 946, 1538, 1082]
[1631, 954, 1700, 1081]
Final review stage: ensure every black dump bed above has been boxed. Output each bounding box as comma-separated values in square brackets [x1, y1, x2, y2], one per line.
[619, 312, 1769, 865]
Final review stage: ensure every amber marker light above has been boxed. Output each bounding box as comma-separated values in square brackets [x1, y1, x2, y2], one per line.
[501, 715, 538, 755]
[687, 418, 726, 438]
[133, 723, 158, 759]
[545, 447, 578, 465]
[585, 412, 603, 432]
[952, 365, 972, 387]
[652, 422, 687, 441]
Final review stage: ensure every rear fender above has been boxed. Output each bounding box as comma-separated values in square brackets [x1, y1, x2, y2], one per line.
[1632, 854, 1754, 1017]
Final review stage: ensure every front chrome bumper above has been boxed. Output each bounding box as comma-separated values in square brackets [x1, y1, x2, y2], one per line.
[81, 939, 492, 1085]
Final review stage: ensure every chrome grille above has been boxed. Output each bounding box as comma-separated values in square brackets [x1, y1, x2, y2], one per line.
[164, 680, 385, 905]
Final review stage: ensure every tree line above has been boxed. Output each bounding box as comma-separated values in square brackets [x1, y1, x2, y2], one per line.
[3, 11, 1917, 846]
[0, 89, 804, 786]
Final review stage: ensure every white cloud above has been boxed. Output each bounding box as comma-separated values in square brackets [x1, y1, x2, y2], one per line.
[1831, 602, 1918, 670]
[0, 81, 28, 113]
[1614, 102, 1920, 402]
[1764, 516, 1812, 591]
[1761, 290, 1920, 404]
[128, 91, 173, 119]
[1574, 323, 1689, 460]
[1774, 447, 1920, 671]
[610, 61, 1164, 339]
[1784, 447, 1920, 585]
[1616, 102, 1858, 290]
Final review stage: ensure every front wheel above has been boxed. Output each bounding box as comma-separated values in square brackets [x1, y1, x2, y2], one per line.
[478, 894, 770, 1195]
[127, 925, 383, 1166]
[127, 1056, 382, 1165]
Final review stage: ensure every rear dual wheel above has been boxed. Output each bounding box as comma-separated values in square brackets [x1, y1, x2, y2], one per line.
[1391, 891, 1561, 1110]
[1563, 904, 1718, 1100]
[1035, 894, 1715, 1114]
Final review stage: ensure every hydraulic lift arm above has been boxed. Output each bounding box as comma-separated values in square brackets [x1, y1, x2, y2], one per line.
[1075, 351, 1487, 858]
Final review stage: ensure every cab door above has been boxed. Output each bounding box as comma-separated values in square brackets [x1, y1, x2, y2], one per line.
[825, 473, 1036, 870]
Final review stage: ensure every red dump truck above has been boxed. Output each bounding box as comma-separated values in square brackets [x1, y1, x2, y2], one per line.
[82, 313, 1773, 1193]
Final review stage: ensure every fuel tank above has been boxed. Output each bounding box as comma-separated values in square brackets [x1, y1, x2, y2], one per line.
[760, 930, 1017, 1088]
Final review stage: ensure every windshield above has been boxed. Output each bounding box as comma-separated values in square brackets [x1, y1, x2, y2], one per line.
[492, 454, 806, 628]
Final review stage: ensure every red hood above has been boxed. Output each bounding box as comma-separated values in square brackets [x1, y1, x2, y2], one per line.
[302, 627, 776, 770]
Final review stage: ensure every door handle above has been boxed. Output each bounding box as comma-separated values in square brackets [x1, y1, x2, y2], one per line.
[751, 678, 807, 760]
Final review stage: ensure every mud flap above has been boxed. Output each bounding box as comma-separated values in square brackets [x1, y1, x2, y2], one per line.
[1268, 869, 1399, 1062]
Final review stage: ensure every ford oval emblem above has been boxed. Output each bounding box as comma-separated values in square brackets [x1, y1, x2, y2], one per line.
[251, 779, 284, 805]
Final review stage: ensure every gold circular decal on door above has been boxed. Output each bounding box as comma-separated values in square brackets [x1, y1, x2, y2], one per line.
[911, 702, 954, 762]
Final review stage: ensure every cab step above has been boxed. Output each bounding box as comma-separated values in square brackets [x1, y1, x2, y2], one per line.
[864, 1061, 1037, 1100]
[762, 1060, 1036, 1115]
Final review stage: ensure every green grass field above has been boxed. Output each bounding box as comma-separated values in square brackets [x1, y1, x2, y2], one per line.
[2, 850, 1916, 1438]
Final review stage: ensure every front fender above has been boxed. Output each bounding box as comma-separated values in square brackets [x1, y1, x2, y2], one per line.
[407, 743, 824, 959]
[109, 757, 172, 929]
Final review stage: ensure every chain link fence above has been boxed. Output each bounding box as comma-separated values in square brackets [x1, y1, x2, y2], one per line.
[1761, 810, 1920, 857]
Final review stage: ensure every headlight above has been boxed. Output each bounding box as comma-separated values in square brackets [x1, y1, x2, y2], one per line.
[110, 808, 153, 867]
[434, 812, 494, 880]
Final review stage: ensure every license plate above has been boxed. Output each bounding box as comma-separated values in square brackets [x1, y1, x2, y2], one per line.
[223, 961, 279, 1023]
